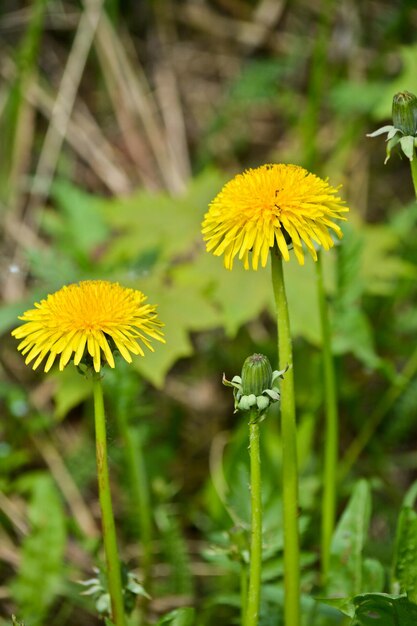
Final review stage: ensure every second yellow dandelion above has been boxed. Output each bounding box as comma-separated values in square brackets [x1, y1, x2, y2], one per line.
[202, 163, 348, 269]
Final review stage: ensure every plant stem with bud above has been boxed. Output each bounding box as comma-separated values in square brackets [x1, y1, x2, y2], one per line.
[245, 410, 263, 626]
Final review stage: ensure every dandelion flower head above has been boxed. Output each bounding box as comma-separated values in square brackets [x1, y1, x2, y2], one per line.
[11, 280, 165, 373]
[202, 164, 348, 269]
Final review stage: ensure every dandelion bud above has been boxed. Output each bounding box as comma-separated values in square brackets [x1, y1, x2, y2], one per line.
[241, 354, 273, 397]
[392, 91, 417, 136]
[223, 355, 283, 419]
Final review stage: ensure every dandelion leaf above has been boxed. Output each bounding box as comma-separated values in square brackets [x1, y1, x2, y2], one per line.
[51, 366, 93, 420]
[333, 224, 381, 369]
[175, 252, 272, 337]
[393, 481, 417, 603]
[326, 480, 371, 601]
[132, 279, 221, 387]
[351, 593, 417, 626]
[101, 170, 224, 264]
[50, 180, 109, 259]
[10, 474, 66, 625]
[156, 607, 195, 626]
[283, 256, 322, 345]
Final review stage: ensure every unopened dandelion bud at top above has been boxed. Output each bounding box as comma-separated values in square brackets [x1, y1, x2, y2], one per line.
[392, 91, 417, 136]
[241, 353, 273, 396]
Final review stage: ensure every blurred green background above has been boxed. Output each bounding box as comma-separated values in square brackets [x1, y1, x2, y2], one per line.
[1, 1, 417, 624]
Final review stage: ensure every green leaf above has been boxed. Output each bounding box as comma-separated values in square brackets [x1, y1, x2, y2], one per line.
[25, 247, 79, 289]
[351, 593, 417, 626]
[393, 481, 417, 603]
[362, 558, 385, 594]
[333, 225, 381, 369]
[284, 256, 324, 345]
[228, 59, 292, 104]
[101, 169, 224, 265]
[361, 223, 416, 295]
[174, 252, 272, 338]
[131, 276, 221, 387]
[326, 480, 371, 600]
[49, 180, 109, 261]
[155, 505, 193, 596]
[50, 366, 93, 420]
[330, 80, 388, 116]
[10, 475, 66, 625]
[156, 607, 195, 626]
[372, 45, 417, 120]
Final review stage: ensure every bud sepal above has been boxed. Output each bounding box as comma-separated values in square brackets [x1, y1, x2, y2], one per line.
[223, 354, 287, 422]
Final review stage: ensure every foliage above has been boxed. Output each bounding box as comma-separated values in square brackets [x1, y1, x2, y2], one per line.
[156, 608, 195, 626]
[323, 481, 384, 616]
[351, 593, 417, 626]
[10, 475, 67, 626]
[2, 1, 417, 625]
[79, 567, 150, 617]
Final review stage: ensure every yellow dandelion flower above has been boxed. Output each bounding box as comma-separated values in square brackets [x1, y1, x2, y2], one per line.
[11, 280, 165, 373]
[202, 163, 348, 269]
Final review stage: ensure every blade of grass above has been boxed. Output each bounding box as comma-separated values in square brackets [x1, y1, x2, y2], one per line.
[33, 434, 99, 539]
[95, 14, 189, 192]
[0, 0, 48, 206]
[28, 0, 104, 206]
[0, 56, 132, 195]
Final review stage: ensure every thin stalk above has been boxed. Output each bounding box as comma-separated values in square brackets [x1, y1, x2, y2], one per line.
[339, 151, 417, 480]
[271, 248, 300, 626]
[316, 251, 338, 583]
[116, 409, 153, 591]
[93, 374, 126, 626]
[245, 413, 262, 626]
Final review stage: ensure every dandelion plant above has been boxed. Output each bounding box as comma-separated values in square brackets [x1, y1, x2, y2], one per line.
[12, 280, 165, 626]
[203, 163, 348, 626]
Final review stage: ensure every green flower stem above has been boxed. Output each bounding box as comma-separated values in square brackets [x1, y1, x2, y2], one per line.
[92, 374, 126, 626]
[116, 409, 153, 593]
[245, 412, 262, 626]
[271, 248, 300, 626]
[316, 251, 338, 583]
[339, 152, 417, 481]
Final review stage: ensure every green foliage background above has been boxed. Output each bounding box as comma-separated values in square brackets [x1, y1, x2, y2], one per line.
[1, 1, 417, 625]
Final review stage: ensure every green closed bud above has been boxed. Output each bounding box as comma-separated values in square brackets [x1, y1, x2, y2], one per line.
[223, 355, 284, 419]
[392, 91, 417, 136]
[241, 353, 273, 397]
